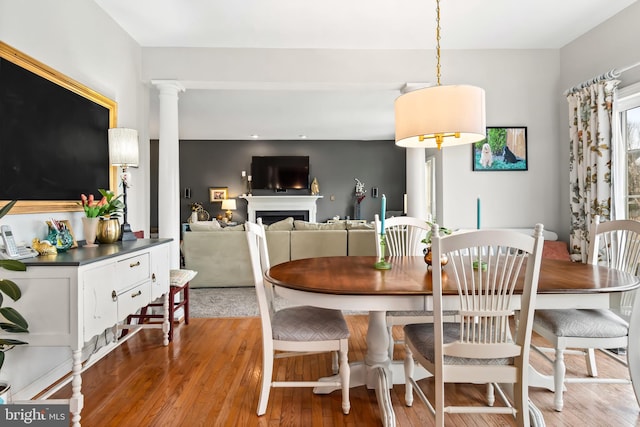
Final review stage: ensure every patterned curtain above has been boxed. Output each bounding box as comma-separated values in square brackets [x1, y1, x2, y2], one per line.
[568, 80, 620, 262]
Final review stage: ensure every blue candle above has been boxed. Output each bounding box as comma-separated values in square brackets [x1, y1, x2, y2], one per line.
[477, 196, 481, 229]
[380, 194, 386, 234]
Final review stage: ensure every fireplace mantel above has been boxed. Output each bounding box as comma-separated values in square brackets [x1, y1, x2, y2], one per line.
[239, 195, 323, 223]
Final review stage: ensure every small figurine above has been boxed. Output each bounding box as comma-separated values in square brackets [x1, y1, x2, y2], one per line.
[311, 177, 320, 195]
[32, 238, 56, 255]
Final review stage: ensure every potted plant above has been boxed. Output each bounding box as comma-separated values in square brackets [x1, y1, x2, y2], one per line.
[421, 221, 452, 266]
[91, 189, 124, 243]
[0, 200, 29, 402]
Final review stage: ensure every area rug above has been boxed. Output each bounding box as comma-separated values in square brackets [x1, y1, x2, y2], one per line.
[190, 287, 365, 318]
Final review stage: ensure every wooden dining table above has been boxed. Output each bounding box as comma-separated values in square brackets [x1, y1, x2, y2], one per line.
[265, 255, 640, 427]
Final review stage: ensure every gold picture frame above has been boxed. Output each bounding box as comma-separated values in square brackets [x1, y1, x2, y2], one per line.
[209, 187, 228, 202]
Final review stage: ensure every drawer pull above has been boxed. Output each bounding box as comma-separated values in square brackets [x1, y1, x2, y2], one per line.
[112, 290, 117, 302]
[131, 290, 142, 298]
[152, 273, 156, 282]
[130, 261, 141, 268]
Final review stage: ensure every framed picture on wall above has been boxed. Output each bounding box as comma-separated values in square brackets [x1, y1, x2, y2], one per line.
[472, 126, 528, 171]
[209, 187, 228, 202]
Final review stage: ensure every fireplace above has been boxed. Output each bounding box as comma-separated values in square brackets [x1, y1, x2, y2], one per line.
[240, 195, 323, 223]
[256, 210, 309, 225]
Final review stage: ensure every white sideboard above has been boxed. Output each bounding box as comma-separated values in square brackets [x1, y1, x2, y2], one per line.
[0, 239, 172, 427]
[239, 195, 323, 222]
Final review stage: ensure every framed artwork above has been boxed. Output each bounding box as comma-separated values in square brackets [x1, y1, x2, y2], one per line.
[209, 187, 228, 202]
[472, 127, 528, 172]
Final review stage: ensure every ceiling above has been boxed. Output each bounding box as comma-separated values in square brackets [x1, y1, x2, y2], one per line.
[94, 0, 637, 140]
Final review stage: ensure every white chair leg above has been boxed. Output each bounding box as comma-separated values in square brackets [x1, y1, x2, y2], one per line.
[435, 371, 445, 427]
[404, 345, 414, 407]
[339, 345, 351, 415]
[513, 379, 530, 427]
[553, 346, 566, 412]
[257, 350, 273, 416]
[332, 350, 339, 374]
[486, 382, 495, 406]
[387, 325, 395, 360]
[585, 348, 598, 377]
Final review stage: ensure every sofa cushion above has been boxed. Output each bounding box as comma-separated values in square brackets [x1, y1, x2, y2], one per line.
[223, 224, 245, 231]
[267, 217, 294, 231]
[346, 221, 374, 230]
[290, 230, 347, 259]
[189, 221, 222, 231]
[294, 220, 346, 230]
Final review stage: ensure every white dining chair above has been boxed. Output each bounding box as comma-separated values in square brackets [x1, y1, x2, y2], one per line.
[532, 215, 640, 411]
[404, 223, 545, 426]
[245, 219, 351, 416]
[374, 214, 457, 360]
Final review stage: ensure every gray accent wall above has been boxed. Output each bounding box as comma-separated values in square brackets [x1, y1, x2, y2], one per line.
[151, 139, 406, 227]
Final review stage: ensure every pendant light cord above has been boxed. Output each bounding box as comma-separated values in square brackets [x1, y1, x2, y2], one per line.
[435, 0, 441, 86]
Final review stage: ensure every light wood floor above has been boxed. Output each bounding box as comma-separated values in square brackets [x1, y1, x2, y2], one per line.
[51, 316, 640, 426]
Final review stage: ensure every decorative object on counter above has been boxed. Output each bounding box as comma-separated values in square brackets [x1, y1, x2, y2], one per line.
[31, 238, 56, 255]
[209, 187, 228, 202]
[189, 202, 210, 222]
[0, 200, 29, 385]
[46, 219, 75, 251]
[82, 216, 99, 247]
[221, 199, 236, 222]
[96, 216, 121, 244]
[241, 170, 248, 196]
[374, 195, 391, 270]
[247, 175, 252, 196]
[109, 127, 139, 241]
[353, 178, 366, 220]
[311, 177, 320, 195]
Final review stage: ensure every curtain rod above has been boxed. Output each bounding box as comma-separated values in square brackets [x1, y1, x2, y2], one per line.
[564, 60, 640, 95]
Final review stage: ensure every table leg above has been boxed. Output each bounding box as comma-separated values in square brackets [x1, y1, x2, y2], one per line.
[162, 292, 170, 346]
[70, 349, 84, 427]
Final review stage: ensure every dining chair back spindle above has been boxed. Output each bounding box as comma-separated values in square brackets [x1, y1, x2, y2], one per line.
[246, 219, 351, 416]
[404, 223, 545, 427]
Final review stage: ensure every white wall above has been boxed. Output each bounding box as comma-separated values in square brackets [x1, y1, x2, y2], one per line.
[558, 1, 640, 241]
[0, 0, 145, 398]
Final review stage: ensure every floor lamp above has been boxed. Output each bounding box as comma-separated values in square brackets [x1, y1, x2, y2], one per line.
[108, 128, 139, 241]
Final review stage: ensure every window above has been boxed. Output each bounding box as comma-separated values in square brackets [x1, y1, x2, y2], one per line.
[613, 82, 640, 220]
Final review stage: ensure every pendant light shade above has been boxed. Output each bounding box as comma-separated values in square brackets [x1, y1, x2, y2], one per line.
[395, 85, 486, 149]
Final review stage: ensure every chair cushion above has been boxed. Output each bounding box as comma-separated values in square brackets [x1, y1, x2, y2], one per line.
[404, 323, 513, 366]
[534, 309, 628, 338]
[170, 269, 198, 287]
[272, 306, 350, 341]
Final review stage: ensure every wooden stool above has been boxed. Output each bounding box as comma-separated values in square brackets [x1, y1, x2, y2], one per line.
[123, 269, 197, 341]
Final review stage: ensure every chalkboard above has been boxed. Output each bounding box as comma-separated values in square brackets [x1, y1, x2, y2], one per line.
[0, 42, 116, 213]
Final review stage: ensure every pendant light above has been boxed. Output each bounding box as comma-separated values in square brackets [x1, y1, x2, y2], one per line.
[395, 0, 486, 149]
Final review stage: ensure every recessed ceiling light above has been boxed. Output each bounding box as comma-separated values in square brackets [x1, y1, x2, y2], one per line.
[250, 134, 259, 139]
[298, 135, 307, 139]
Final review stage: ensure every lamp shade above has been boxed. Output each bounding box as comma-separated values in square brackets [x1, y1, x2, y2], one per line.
[108, 128, 139, 166]
[394, 85, 486, 149]
[221, 199, 236, 210]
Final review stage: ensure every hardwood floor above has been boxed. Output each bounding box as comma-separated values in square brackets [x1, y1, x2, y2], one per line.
[51, 316, 640, 426]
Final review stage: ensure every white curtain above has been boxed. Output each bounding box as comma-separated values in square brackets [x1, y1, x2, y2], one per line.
[568, 80, 620, 262]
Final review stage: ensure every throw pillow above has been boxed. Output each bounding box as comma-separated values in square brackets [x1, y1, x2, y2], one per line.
[189, 221, 222, 231]
[294, 220, 346, 230]
[267, 217, 294, 231]
[223, 224, 245, 231]
[346, 221, 374, 230]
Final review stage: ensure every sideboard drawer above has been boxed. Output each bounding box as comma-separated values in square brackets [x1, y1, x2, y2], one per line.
[116, 253, 150, 292]
[117, 281, 151, 321]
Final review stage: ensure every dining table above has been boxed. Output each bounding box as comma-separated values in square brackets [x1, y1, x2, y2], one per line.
[265, 255, 640, 427]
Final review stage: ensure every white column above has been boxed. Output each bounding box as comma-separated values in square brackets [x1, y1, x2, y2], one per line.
[152, 80, 185, 269]
[406, 148, 427, 220]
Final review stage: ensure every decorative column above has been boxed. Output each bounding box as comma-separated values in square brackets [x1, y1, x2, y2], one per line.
[152, 80, 185, 269]
[406, 148, 428, 220]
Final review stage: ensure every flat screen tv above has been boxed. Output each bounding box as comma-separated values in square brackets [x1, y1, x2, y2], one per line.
[251, 156, 310, 191]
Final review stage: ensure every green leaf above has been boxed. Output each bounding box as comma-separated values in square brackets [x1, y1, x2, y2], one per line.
[0, 352, 4, 370]
[0, 259, 27, 272]
[0, 338, 28, 346]
[0, 200, 17, 220]
[0, 280, 21, 301]
[0, 307, 28, 330]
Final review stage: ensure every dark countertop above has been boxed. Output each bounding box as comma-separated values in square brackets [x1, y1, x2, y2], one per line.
[21, 238, 173, 267]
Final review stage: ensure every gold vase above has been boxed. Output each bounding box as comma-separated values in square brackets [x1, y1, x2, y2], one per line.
[96, 217, 121, 243]
[424, 247, 448, 266]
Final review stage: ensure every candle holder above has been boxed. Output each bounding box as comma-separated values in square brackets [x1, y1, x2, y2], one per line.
[374, 233, 392, 270]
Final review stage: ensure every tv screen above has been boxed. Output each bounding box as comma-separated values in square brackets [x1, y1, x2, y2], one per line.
[251, 156, 309, 190]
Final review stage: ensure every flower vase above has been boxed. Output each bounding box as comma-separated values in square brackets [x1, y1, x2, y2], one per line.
[82, 217, 99, 247]
[96, 217, 121, 243]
